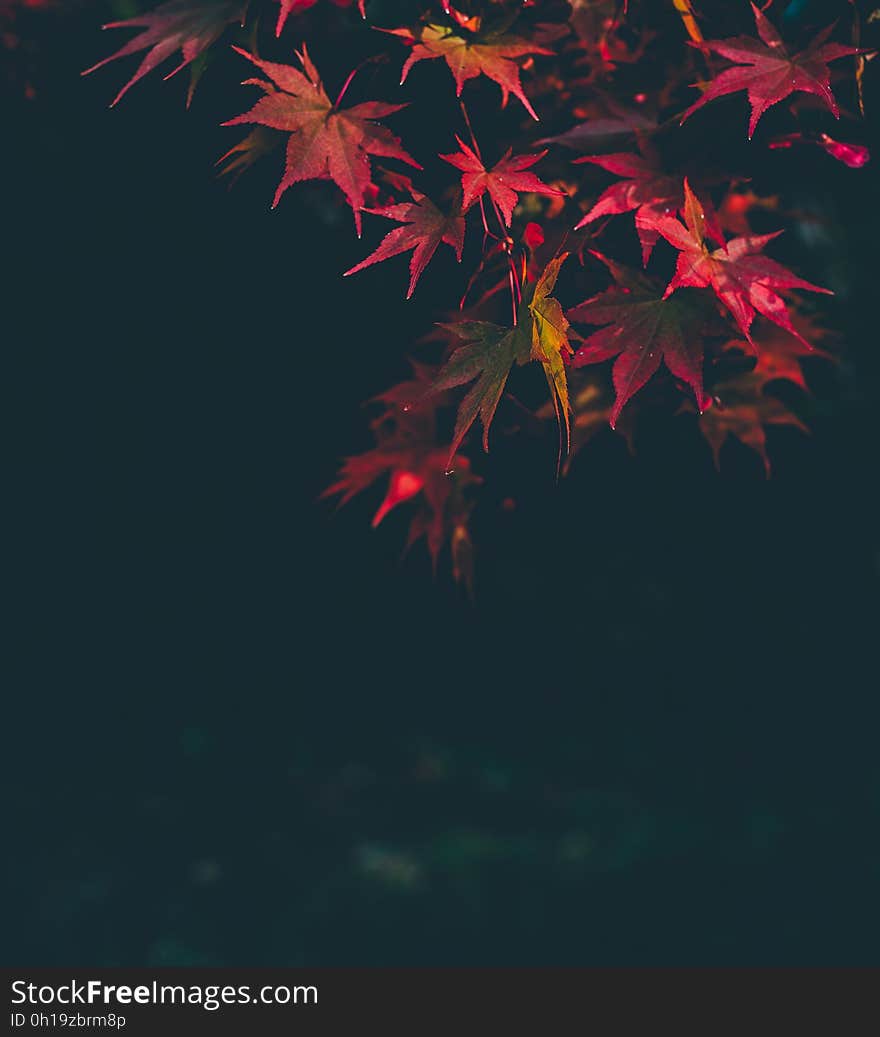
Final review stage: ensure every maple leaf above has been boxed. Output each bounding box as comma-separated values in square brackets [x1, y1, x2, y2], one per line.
[644, 179, 831, 348]
[699, 370, 807, 477]
[323, 365, 479, 591]
[440, 136, 563, 227]
[722, 311, 834, 393]
[539, 103, 658, 153]
[698, 308, 829, 475]
[223, 45, 419, 236]
[83, 0, 246, 106]
[427, 255, 573, 466]
[216, 127, 278, 185]
[574, 153, 677, 230]
[528, 254, 574, 453]
[344, 187, 465, 298]
[569, 251, 711, 427]
[572, 152, 723, 265]
[387, 23, 552, 120]
[681, 2, 862, 139]
[428, 320, 530, 466]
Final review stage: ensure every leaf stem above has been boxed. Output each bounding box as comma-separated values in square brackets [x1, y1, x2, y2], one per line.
[459, 99, 523, 322]
[334, 55, 380, 108]
[458, 99, 483, 162]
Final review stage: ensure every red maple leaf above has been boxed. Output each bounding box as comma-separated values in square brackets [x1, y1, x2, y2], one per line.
[572, 151, 724, 265]
[699, 370, 808, 477]
[569, 251, 712, 427]
[344, 186, 465, 298]
[681, 2, 862, 139]
[644, 179, 831, 348]
[722, 311, 834, 393]
[386, 23, 552, 121]
[323, 365, 479, 591]
[439, 136, 563, 227]
[223, 45, 419, 236]
[83, 0, 247, 106]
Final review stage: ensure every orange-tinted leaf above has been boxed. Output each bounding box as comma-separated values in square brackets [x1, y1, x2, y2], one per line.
[529, 253, 574, 454]
[387, 23, 552, 120]
[699, 370, 808, 476]
[722, 311, 834, 394]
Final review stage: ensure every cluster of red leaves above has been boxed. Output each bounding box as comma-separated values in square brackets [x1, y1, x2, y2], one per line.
[81, 0, 872, 588]
[322, 364, 480, 594]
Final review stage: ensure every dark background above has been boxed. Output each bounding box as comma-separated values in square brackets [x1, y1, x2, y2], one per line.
[5, 1, 880, 965]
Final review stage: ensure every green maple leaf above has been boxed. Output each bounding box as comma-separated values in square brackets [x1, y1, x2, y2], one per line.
[429, 256, 572, 468]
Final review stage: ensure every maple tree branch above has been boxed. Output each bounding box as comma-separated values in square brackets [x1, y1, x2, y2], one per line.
[459, 98, 522, 323]
[80, 0, 858, 585]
